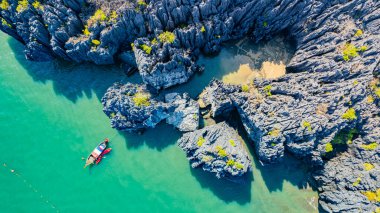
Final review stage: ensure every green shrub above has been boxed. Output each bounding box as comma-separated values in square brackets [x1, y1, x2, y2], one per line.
[140, 44, 152, 55]
[364, 162, 374, 171]
[16, 0, 28, 12]
[352, 177, 361, 187]
[325, 142, 333, 152]
[375, 88, 380, 98]
[268, 128, 280, 137]
[83, 25, 90, 36]
[360, 142, 378, 151]
[200, 26, 206, 33]
[302, 121, 312, 132]
[91, 39, 101, 46]
[137, 0, 147, 6]
[226, 159, 235, 167]
[1, 18, 11, 28]
[342, 43, 359, 61]
[367, 95, 374, 103]
[354, 29, 363, 37]
[215, 145, 227, 158]
[271, 143, 276, 147]
[151, 38, 158, 45]
[241, 84, 249, 92]
[235, 162, 244, 170]
[110, 112, 116, 118]
[109, 11, 118, 23]
[32, 1, 43, 10]
[87, 9, 107, 26]
[202, 155, 213, 162]
[263, 21, 268, 27]
[158, 31, 175, 44]
[359, 46, 368, 52]
[362, 189, 380, 202]
[342, 108, 357, 120]
[197, 136, 205, 147]
[353, 80, 359, 86]
[263, 85, 272, 96]
[0, 0, 9, 10]
[229, 139, 236, 147]
[132, 92, 150, 107]
[331, 128, 357, 145]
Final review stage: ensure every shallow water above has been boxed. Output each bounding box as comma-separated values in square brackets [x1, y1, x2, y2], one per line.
[0, 32, 317, 212]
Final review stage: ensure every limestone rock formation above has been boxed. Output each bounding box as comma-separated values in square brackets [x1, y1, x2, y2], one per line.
[178, 122, 252, 179]
[101, 82, 199, 132]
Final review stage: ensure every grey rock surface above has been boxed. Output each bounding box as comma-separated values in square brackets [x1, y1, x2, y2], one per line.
[2, 0, 380, 211]
[165, 92, 199, 132]
[178, 122, 252, 179]
[101, 82, 199, 132]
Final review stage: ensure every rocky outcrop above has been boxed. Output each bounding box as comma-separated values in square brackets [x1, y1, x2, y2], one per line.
[178, 122, 252, 179]
[101, 82, 199, 132]
[313, 116, 380, 213]
[2, 0, 380, 211]
[2, 0, 378, 90]
[165, 92, 199, 132]
[101, 82, 168, 132]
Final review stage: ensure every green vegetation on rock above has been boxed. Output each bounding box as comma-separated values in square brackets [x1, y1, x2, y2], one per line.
[226, 159, 235, 167]
[200, 26, 206, 33]
[364, 162, 374, 171]
[228, 139, 236, 147]
[263, 85, 272, 96]
[215, 145, 228, 158]
[268, 128, 280, 137]
[354, 29, 363, 37]
[360, 142, 378, 151]
[235, 162, 244, 170]
[352, 177, 361, 187]
[16, 0, 29, 13]
[140, 44, 152, 54]
[132, 92, 150, 107]
[342, 108, 357, 120]
[325, 142, 333, 153]
[92, 39, 101, 46]
[197, 136, 205, 147]
[302, 121, 312, 132]
[32, 1, 43, 10]
[241, 84, 249, 92]
[0, 0, 9, 10]
[158, 31, 176, 44]
[1, 18, 11, 28]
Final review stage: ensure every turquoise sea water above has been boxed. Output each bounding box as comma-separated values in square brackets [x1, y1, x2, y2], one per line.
[0, 32, 318, 212]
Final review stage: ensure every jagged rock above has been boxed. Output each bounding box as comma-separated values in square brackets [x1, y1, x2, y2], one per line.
[165, 93, 199, 132]
[313, 116, 380, 213]
[101, 82, 168, 132]
[101, 83, 200, 132]
[2, 0, 380, 211]
[178, 122, 252, 179]
[133, 37, 199, 90]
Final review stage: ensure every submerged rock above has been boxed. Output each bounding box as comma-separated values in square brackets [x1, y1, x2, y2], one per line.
[178, 122, 252, 179]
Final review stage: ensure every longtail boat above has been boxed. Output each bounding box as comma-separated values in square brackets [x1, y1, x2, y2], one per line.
[84, 139, 109, 168]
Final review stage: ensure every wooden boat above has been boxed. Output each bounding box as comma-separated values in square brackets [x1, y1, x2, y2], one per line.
[84, 139, 109, 168]
[95, 148, 112, 165]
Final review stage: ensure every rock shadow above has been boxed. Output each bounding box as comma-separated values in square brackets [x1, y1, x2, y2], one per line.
[190, 166, 253, 205]
[7, 36, 142, 103]
[118, 122, 182, 151]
